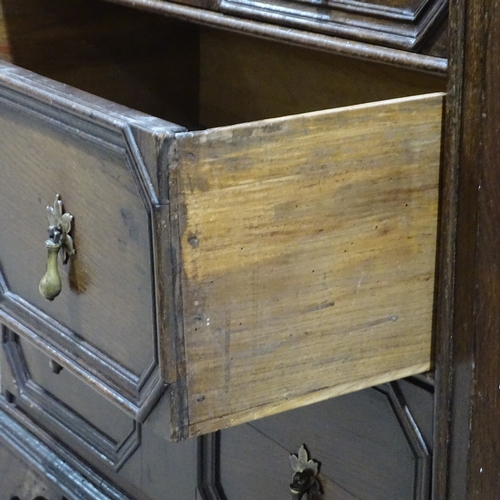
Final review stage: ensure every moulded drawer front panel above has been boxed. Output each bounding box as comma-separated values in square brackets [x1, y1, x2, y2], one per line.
[220, 0, 447, 53]
[214, 378, 434, 500]
[0, 61, 182, 420]
[0, 102, 153, 375]
[1, 329, 140, 471]
[170, 93, 443, 438]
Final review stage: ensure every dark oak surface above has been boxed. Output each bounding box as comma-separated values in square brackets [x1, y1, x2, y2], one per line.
[216, 380, 433, 500]
[191, 378, 434, 500]
[0, 60, 184, 423]
[3, 331, 141, 471]
[433, 0, 500, 498]
[0, 0, 448, 75]
[1, 354, 432, 499]
[105, 0, 448, 73]
[0, 401, 130, 499]
[218, 0, 446, 53]
[0, 0, 201, 127]
[0, 0, 446, 127]
[0, 382, 198, 499]
[198, 28, 445, 128]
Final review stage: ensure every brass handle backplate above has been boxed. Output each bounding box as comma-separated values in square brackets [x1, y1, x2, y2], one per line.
[39, 195, 75, 300]
[290, 445, 322, 500]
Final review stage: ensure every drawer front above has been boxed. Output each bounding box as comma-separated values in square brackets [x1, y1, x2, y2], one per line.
[0, 403, 131, 500]
[199, 378, 433, 500]
[170, 93, 443, 438]
[2, 327, 139, 470]
[0, 62, 182, 420]
[1, 324, 199, 500]
[0, 98, 153, 375]
[219, 0, 447, 53]
[1, 323, 199, 500]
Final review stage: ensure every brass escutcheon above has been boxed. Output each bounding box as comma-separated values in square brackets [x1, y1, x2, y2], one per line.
[290, 445, 322, 499]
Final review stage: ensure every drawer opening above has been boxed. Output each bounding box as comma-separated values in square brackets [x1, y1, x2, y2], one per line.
[0, 0, 445, 130]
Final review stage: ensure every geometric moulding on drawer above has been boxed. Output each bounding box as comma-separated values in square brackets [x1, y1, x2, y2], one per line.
[0, 267, 162, 422]
[0, 64, 184, 422]
[220, 0, 447, 52]
[200, 379, 432, 500]
[0, 405, 130, 500]
[2, 326, 140, 471]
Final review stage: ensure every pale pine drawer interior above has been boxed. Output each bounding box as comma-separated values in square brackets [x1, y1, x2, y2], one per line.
[0, 0, 445, 440]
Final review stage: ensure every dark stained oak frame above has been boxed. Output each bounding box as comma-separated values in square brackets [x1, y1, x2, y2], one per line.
[220, 0, 447, 51]
[433, 0, 500, 498]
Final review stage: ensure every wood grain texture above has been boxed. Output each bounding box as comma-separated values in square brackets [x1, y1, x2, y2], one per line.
[171, 93, 443, 436]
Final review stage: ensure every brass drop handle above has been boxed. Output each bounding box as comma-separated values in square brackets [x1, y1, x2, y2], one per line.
[39, 195, 75, 301]
[289, 446, 322, 500]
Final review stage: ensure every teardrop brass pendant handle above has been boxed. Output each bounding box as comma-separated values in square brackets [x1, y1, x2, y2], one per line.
[39, 239, 63, 300]
[39, 195, 75, 301]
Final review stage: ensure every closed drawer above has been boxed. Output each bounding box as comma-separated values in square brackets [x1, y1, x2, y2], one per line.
[1, 328, 140, 471]
[206, 377, 433, 500]
[0, 401, 132, 499]
[0, 10, 443, 440]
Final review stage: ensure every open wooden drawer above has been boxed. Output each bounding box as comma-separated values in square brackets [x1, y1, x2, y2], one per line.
[0, 2, 444, 440]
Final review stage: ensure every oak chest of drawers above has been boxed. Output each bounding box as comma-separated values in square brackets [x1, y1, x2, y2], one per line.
[0, 0, 447, 498]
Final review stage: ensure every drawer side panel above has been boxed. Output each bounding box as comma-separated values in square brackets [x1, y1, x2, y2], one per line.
[172, 93, 443, 436]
